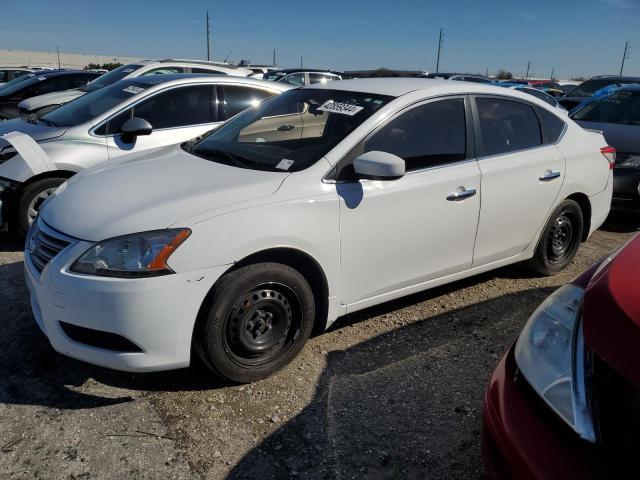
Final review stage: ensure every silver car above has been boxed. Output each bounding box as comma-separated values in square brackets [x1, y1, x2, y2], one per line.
[0, 74, 290, 235]
[18, 59, 253, 117]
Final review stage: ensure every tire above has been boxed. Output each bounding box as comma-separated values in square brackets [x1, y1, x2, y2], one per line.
[16, 177, 66, 238]
[195, 262, 315, 383]
[528, 199, 584, 276]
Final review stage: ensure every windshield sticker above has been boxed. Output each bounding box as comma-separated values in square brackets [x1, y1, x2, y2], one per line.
[123, 85, 145, 94]
[122, 68, 135, 73]
[317, 100, 364, 116]
[37, 76, 47, 81]
[276, 159, 294, 170]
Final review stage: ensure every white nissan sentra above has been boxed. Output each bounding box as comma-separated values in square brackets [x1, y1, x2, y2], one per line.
[25, 78, 613, 383]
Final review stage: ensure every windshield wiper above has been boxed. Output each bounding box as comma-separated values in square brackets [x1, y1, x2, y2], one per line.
[197, 148, 259, 168]
[39, 118, 59, 127]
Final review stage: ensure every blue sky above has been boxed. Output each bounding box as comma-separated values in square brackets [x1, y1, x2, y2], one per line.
[1, 0, 639, 78]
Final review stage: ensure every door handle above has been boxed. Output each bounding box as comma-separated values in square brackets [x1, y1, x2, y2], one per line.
[446, 187, 477, 201]
[277, 124, 296, 132]
[539, 170, 561, 181]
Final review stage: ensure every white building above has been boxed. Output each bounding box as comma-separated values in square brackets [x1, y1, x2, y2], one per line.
[0, 49, 142, 69]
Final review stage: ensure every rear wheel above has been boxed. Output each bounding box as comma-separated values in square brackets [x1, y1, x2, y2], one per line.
[16, 177, 66, 238]
[195, 262, 315, 383]
[528, 199, 583, 276]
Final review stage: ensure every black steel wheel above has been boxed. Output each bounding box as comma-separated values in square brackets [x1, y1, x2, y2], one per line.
[528, 199, 584, 276]
[195, 262, 315, 383]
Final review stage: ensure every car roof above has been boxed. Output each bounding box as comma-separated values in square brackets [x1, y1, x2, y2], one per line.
[304, 77, 535, 99]
[121, 73, 292, 91]
[589, 75, 640, 82]
[270, 68, 345, 75]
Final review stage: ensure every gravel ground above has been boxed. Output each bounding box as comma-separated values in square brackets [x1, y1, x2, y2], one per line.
[1, 214, 637, 480]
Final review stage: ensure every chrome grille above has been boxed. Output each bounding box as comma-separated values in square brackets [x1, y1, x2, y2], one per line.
[27, 221, 72, 275]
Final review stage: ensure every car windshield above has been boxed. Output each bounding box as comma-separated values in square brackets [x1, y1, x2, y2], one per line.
[41, 80, 147, 127]
[80, 64, 143, 93]
[0, 73, 47, 96]
[187, 88, 393, 172]
[566, 79, 639, 97]
[263, 71, 287, 81]
[0, 72, 37, 92]
[571, 90, 640, 125]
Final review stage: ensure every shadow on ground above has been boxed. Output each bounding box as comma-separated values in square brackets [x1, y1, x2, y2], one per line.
[600, 211, 640, 234]
[227, 286, 554, 480]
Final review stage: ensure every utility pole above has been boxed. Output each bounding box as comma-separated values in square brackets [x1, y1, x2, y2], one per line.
[550, 68, 554, 81]
[525, 61, 531, 80]
[620, 41, 630, 75]
[435, 28, 443, 73]
[56, 47, 61, 69]
[206, 11, 211, 61]
[300, 56, 303, 68]
[273, 49, 276, 67]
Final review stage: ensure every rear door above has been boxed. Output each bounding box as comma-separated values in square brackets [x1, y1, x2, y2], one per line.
[471, 96, 565, 266]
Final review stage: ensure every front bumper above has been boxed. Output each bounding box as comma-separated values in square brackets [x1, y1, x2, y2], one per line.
[611, 169, 640, 212]
[24, 220, 228, 372]
[0, 176, 19, 230]
[482, 345, 602, 479]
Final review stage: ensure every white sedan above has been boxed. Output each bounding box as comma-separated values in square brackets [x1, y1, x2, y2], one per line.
[25, 78, 613, 383]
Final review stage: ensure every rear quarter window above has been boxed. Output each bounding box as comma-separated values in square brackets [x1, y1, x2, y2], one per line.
[538, 108, 566, 143]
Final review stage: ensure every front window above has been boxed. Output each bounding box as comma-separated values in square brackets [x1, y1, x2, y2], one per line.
[571, 90, 640, 125]
[41, 80, 148, 127]
[80, 64, 143, 93]
[281, 73, 305, 86]
[187, 89, 393, 172]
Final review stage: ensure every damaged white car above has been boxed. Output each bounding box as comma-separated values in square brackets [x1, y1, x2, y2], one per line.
[0, 74, 289, 236]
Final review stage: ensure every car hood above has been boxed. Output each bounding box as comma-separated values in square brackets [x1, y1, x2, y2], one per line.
[41, 144, 289, 241]
[18, 89, 85, 110]
[583, 234, 640, 388]
[573, 120, 640, 153]
[0, 118, 68, 147]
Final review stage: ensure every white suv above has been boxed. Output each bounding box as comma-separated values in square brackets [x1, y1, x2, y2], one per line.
[25, 79, 613, 383]
[18, 59, 252, 117]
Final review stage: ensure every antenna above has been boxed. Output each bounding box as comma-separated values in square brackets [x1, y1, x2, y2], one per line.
[620, 41, 630, 75]
[435, 28, 443, 73]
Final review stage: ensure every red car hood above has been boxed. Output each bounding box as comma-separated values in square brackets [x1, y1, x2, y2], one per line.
[583, 234, 640, 387]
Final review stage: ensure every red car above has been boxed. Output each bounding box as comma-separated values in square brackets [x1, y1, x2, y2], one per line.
[483, 234, 640, 479]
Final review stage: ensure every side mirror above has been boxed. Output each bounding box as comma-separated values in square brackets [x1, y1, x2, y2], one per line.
[353, 151, 405, 180]
[120, 117, 153, 143]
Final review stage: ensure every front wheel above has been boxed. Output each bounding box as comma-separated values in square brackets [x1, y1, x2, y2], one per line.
[195, 262, 315, 383]
[527, 199, 584, 276]
[16, 177, 66, 238]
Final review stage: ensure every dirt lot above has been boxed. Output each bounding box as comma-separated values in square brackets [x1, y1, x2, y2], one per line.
[1, 215, 637, 480]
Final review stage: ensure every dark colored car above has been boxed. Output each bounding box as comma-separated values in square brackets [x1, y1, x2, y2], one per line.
[483, 233, 640, 479]
[0, 70, 101, 120]
[572, 85, 640, 212]
[559, 75, 640, 111]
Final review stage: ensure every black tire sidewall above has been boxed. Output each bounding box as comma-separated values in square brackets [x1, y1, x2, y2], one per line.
[16, 177, 66, 238]
[534, 199, 584, 275]
[199, 262, 315, 383]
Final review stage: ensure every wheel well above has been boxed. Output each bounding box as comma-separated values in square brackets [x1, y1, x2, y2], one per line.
[16, 170, 76, 196]
[230, 248, 330, 334]
[566, 192, 591, 242]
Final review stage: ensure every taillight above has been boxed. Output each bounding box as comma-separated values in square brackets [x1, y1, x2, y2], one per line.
[600, 146, 616, 169]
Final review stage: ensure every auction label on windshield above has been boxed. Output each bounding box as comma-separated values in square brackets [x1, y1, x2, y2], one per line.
[123, 85, 145, 94]
[276, 159, 295, 170]
[318, 100, 364, 116]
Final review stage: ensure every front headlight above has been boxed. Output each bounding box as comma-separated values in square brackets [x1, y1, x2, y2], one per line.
[71, 229, 190, 278]
[616, 154, 640, 169]
[515, 284, 595, 441]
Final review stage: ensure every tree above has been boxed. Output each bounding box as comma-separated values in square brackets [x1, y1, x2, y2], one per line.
[496, 69, 513, 80]
[84, 62, 123, 71]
